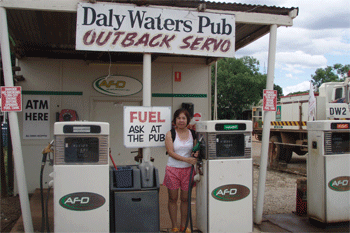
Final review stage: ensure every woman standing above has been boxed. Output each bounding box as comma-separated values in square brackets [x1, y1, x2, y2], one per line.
[163, 108, 198, 233]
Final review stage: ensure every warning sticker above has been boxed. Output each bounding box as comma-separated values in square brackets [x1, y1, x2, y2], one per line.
[1, 86, 22, 112]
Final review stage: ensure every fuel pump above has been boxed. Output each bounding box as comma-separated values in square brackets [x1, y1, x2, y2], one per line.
[53, 121, 110, 233]
[195, 120, 253, 233]
[307, 120, 350, 224]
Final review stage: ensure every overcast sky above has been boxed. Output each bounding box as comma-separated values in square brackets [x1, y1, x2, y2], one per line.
[211, 0, 350, 95]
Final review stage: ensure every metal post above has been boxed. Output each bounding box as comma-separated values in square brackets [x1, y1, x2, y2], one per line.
[254, 24, 277, 225]
[0, 116, 6, 197]
[0, 7, 34, 232]
[214, 61, 218, 120]
[143, 53, 152, 162]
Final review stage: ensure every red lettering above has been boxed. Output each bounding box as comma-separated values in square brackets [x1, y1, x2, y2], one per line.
[200, 38, 215, 51]
[220, 40, 231, 52]
[157, 112, 165, 123]
[130, 112, 137, 123]
[213, 39, 223, 52]
[190, 37, 204, 50]
[149, 34, 162, 47]
[139, 111, 147, 123]
[83, 30, 96, 45]
[121, 32, 137, 47]
[112, 31, 125, 45]
[160, 35, 176, 48]
[149, 112, 156, 123]
[180, 36, 192, 49]
[134, 33, 150, 46]
[96, 31, 113, 46]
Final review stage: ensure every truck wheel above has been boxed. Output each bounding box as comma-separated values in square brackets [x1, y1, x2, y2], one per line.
[269, 136, 283, 161]
[284, 148, 293, 163]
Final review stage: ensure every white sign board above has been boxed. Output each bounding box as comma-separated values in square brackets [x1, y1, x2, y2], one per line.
[124, 106, 171, 148]
[76, 2, 235, 58]
[263, 90, 277, 111]
[23, 96, 50, 139]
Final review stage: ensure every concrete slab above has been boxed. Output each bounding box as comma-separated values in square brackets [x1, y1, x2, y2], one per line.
[264, 213, 350, 232]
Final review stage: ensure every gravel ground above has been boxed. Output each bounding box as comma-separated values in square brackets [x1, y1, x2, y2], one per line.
[253, 166, 303, 215]
[252, 138, 305, 215]
[1, 195, 21, 232]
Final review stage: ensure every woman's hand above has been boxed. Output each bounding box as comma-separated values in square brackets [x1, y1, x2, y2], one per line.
[192, 151, 199, 158]
[186, 157, 197, 166]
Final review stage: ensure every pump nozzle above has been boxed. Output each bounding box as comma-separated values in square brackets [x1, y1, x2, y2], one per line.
[192, 136, 203, 152]
[42, 140, 54, 154]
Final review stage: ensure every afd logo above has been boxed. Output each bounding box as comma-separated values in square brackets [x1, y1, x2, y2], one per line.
[212, 184, 250, 202]
[93, 75, 142, 96]
[59, 192, 105, 211]
[328, 176, 350, 192]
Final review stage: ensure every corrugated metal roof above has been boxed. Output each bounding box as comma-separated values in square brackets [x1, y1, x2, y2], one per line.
[5, 0, 298, 63]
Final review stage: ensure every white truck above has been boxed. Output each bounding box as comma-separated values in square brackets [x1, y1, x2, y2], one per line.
[252, 78, 350, 163]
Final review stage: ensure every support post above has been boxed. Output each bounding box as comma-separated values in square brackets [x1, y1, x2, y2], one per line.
[254, 24, 277, 225]
[214, 61, 218, 120]
[0, 7, 34, 232]
[143, 53, 152, 162]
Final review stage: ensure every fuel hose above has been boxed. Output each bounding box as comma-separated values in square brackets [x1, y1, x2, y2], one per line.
[40, 140, 54, 232]
[40, 153, 48, 232]
[183, 165, 195, 233]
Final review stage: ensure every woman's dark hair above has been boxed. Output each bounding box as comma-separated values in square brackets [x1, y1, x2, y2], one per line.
[172, 108, 191, 126]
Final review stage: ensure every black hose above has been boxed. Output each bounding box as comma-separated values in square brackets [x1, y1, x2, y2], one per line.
[184, 165, 194, 233]
[45, 185, 51, 233]
[40, 153, 48, 232]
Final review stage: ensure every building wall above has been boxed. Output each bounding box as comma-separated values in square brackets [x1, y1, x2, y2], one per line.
[17, 56, 211, 193]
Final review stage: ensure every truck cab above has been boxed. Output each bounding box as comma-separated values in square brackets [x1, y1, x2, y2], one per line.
[320, 79, 350, 120]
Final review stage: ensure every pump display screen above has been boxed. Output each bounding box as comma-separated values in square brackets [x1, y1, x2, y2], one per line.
[331, 133, 350, 154]
[216, 134, 245, 157]
[64, 137, 99, 163]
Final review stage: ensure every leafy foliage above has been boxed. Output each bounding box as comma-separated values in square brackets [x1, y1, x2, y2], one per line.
[212, 57, 283, 120]
[311, 63, 350, 89]
[286, 91, 308, 96]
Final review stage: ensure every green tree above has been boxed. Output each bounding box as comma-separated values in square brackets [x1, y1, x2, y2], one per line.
[212, 57, 282, 120]
[286, 91, 308, 96]
[311, 63, 350, 89]
[274, 84, 283, 100]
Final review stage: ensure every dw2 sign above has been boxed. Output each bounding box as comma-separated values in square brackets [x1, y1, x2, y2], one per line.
[93, 75, 142, 96]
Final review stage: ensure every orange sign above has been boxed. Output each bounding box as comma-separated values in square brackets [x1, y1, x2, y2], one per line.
[175, 72, 182, 82]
